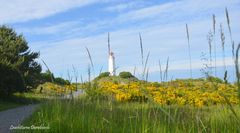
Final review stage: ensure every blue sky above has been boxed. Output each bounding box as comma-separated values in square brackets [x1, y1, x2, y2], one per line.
[1, 0, 240, 82]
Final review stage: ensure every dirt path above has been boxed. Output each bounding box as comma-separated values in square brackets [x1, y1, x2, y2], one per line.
[0, 104, 39, 133]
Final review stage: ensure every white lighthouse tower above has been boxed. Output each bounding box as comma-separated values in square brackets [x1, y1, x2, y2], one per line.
[108, 51, 116, 76]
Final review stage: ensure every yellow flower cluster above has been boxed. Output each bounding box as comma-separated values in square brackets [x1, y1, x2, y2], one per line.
[96, 81, 239, 107]
[37, 82, 76, 95]
[98, 82, 147, 102]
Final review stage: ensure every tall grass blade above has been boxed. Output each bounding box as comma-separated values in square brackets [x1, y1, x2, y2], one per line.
[213, 14, 217, 77]
[67, 69, 73, 99]
[80, 74, 83, 84]
[41, 59, 54, 82]
[139, 33, 144, 68]
[220, 24, 226, 72]
[225, 8, 232, 43]
[232, 41, 235, 59]
[143, 52, 150, 79]
[159, 59, 163, 82]
[186, 24, 193, 78]
[213, 14, 216, 35]
[99, 66, 103, 75]
[67, 69, 72, 83]
[146, 67, 149, 82]
[87, 64, 91, 83]
[72, 65, 78, 91]
[85, 47, 94, 71]
[133, 66, 137, 77]
[225, 7, 235, 80]
[163, 57, 169, 81]
[235, 43, 240, 98]
[207, 31, 213, 74]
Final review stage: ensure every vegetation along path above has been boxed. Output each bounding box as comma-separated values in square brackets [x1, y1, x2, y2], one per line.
[0, 104, 39, 133]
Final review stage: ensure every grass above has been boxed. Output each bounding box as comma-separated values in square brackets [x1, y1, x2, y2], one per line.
[94, 75, 138, 83]
[0, 91, 49, 111]
[19, 99, 240, 133]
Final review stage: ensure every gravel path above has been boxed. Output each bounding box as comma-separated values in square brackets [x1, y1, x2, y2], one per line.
[0, 104, 39, 133]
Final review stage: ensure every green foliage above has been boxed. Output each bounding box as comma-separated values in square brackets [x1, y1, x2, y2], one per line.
[207, 76, 224, 83]
[152, 82, 161, 87]
[54, 77, 70, 85]
[119, 71, 135, 79]
[95, 72, 110, 80]
[0, 25, 41, 96]
[39, 70, 70, 85]
[40, 70, 53, 83]
[99, 72, 110, 78]
[0, 62, 25, 97]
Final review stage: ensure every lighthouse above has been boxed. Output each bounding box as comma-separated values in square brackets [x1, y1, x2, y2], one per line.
[108, 51, 116, 76]
[107, 33, 116, 76]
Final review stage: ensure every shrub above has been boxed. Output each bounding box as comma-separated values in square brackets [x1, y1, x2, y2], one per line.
[40, 71, 53, 83]
[152, 82, 161, 87]
[95, 72, 110, 80]
[39, 71, 69, 85]
[55, 77, 70, 85]
[207, 76, 223, 83]
[119, 72, 134, 79]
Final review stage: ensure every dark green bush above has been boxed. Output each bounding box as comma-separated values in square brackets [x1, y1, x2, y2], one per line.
[55, 77, 70, 85]
[152, 82, 161, 87]
[207, 76, 223, 83]
[40, 71, 53, 83]
[119, 71, 134, 79]
[95, 72, 110, 80]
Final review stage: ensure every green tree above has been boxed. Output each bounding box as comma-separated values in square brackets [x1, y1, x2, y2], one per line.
[40, 70, 70, 85]
[0, 62, 25, 97]
[0, 25, 41, 95]
[40, 70, 54, 83]
[54, 77, 70, 85]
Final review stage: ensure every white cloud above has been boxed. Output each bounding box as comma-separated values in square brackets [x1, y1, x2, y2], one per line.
[104, 1, 147, 12]
[6, 0, 239, 80]
[34, 14, 240, 78]
[0, 0, 99, 23]
[18, 21, 81, 35]
[115, 0, 240, 23]
[14, 0, 240, 40]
